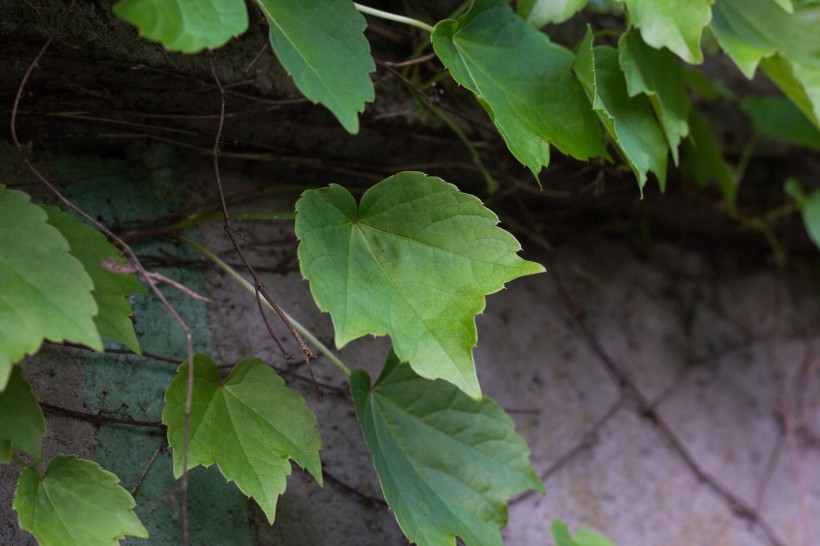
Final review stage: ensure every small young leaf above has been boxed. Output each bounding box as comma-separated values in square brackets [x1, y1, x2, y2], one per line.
[113, 0, 249, 53]
[803, 190, 820, 251]
[0, 186, 102, 391]
[741, 96, 820, 150]
[622, 0, 712, 64]
[517, 0, 589, 27]
[43, 207, 145, 354]
[351, 349, 544, 546]
[295, 172, 544, 399]
[552, 520, 618, 546]
[432, 0, 606, 178]
[163, 354, 322, 523]
[254, 0, 375, 134]
[0, 366, 45, 463]
[13, 455, 148, 545]
[682, 110, 736, 215]
[574, 30, 668, 193]
[619, 31, 690, 164]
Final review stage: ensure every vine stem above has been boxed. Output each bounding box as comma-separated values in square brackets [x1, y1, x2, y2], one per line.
[353, 3, 435, 33]
[176, 235, 352, 377]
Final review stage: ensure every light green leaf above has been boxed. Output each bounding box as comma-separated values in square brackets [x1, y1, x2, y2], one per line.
[163, 354, 322, 523]
[254, 0, 375, 134]
[0, 186, 102, 391]
[517, 0, 589, 27]
[295, 172, 544, 399]
[552, 520, 618, 546]
[741, 96, 820, 149]
[803, 190, 820, 251]
[682, 110, 736, 214]
[113, 0, 249, 53]
[761, 55, 820, 127]
[622, 0, 712, 64]
[619, 31, 690, 164]
[43, 207, 145, 354]
[574, 30, 668, 193]
[432, 0, 606, 178]
[0, 367, 45, 462]
[351, 349, 544, 546]
[711, 0, 820, 126]
[13, 455, 148, 545]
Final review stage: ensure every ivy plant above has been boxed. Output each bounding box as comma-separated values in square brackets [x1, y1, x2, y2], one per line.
[3, 0, 820, 544]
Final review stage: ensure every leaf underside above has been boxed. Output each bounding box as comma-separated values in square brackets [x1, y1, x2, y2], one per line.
[13, 455, 148, 546]
[295, 171, 544, 399]
[0, 186, 101, 391]
[163, 354, 323, 523]
[352, 349, 544, 546]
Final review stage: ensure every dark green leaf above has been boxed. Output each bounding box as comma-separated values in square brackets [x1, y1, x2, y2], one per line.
[741, 96, 820, 149]
[13, 455, 148, 545]
[574, 30, 668, 193]
[295, 172, 544, 399]
[432, 0, 606, 178]
[682, 109, 736, 214]
[113, 0, 249, 53]
[254, 0, 375, 133]
[163, 354, 322, 523]
[43, 207, 145, 354]
[803, 190, 820, 251]
[0, 367, 45, 462]
[619, 31, 690, 164]
[0, 186, 102, 391]
[351, 349, 544, 546]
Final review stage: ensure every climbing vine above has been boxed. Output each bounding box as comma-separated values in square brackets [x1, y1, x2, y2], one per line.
[2, 0, 819, 545]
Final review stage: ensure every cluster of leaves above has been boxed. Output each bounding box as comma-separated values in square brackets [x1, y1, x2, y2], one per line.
[4, 0, 820, 545]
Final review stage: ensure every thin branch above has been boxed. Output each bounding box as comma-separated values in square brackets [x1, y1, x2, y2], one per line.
[353, 3, 435, 33]
[323, 467, 387, 508]
[131, 443, 166, 497]
[39, 402, 164, 428]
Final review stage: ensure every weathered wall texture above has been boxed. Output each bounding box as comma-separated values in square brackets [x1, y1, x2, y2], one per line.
[2, 1, 819, 545]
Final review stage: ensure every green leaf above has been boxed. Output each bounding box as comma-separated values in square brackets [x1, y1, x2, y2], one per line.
[0, 367, 45, 462]
[163, 354, 322, 523]
[113, 0, 249, 53]
[760, 55, 820, 127]
[574, 30, 668, 193]
[803, 190, 820, 251]
[432, 0, 606, 178]
[0, 440, 10, 464]
[13, 455, 148, 545]
[741, 96, 820, 149]
[682, 110, 736, 214]
[622, 0, 712, 64]
[517, 0, 589, 27]
[254, 0, 375, 134]
[351, 349, 544, 546]
[552, 520, 618, 546]
[0, 186, 102, 391]
[295, 172, 544, 399]
[619, 31, 690, 164]
[43, 207, 145, 354]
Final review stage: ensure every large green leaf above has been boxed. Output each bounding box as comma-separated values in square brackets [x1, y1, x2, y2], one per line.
[0, 186, 102, 391]
[711, 0, 820, 125]
[13, 455, 148, 545]
[552, 520, 618, 546]
[803, 190, 820, 251]
[113, 0, 249, 53]
[623, 0, 712, 64]
[682, 110, 736, 215]
[351, 349, 544, 546]
[619, 31, 690, 164]
[295, 172, 544, 399]
[43, 207, 145, 354]
[517, 0, 589, 27]
[574, 30, 668, 193]
[0, 367, 45, 463]
[432, 0, 606, 178]
[254, 0, 375, 134]
[741, 96, 820, 149]
[163, 354, 322, 523]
